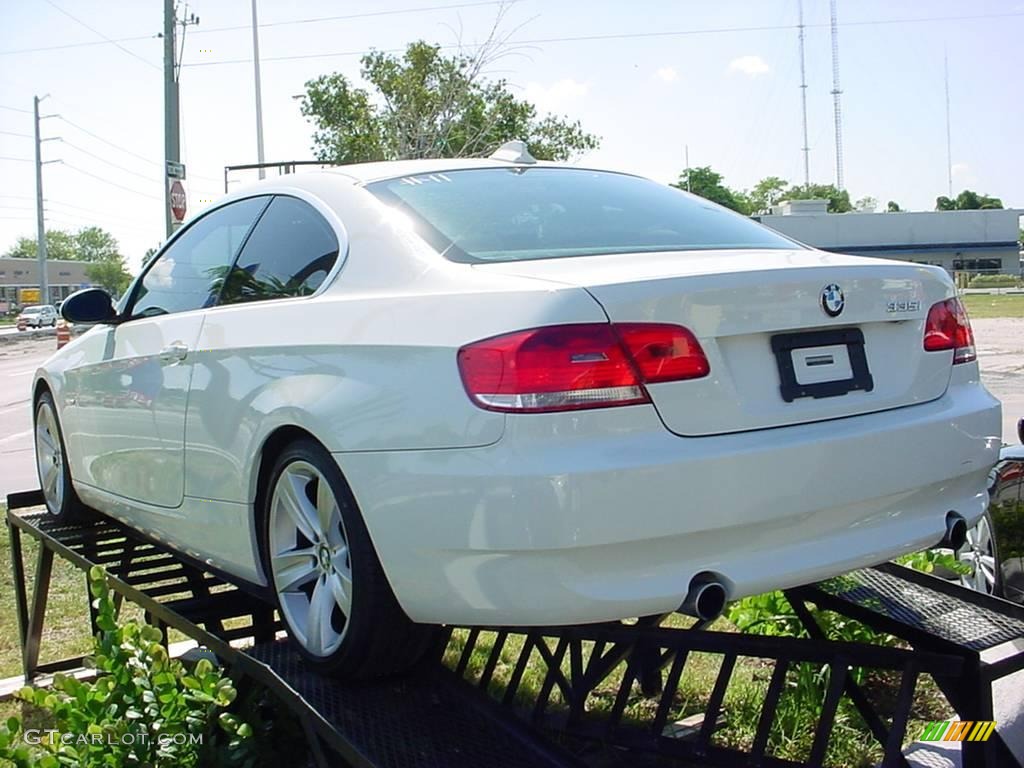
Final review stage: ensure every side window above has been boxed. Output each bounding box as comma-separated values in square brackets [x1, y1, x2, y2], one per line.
[218, 196, 340, 305]
[130, 197, 269, 318]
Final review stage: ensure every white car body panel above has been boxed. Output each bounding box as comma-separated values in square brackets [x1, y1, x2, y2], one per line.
[33, 161, 1002, 627]
[339, 364, 999, 624]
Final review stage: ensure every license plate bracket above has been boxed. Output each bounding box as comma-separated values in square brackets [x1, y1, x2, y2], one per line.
[771, 328, 874, 403]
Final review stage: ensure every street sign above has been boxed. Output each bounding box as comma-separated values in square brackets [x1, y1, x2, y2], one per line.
[19, 288, 41, 305]
[166, 161, 186, 180]
[169, 180, 187, 223]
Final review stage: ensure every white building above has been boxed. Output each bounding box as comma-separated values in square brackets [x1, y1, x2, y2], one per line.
[758, 201, 1021, 275]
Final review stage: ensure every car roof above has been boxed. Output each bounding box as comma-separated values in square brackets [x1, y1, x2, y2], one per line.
[323, 157, 566, 183]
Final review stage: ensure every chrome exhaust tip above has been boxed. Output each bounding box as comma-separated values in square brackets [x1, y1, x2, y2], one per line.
[942, 511, 968, 551]
[680, 572, 728, 622]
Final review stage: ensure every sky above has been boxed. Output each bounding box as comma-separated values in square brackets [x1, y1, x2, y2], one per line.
[1, 0, 1021, 271]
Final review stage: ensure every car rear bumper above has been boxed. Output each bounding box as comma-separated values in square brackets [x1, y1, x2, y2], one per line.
[336, 370, 1002, 626]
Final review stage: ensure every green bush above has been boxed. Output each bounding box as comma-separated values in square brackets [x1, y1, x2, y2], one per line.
[967, 274, 1021, 288]
[0, 566, 259, 768]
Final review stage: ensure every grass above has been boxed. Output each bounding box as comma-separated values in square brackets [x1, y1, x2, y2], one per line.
[962, 292, 1024, 319]
[442, 614, 953, 767]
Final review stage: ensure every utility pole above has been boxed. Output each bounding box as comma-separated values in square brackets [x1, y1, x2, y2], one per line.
[163, 1, 198, 237]
[163, 0, 179, 238]
[797, 0, 810, 188]
[944, 51, 953, 198]
[251, 0, 266, 179]
[33, 95, 49, 305]
[829, 0, 845, 191]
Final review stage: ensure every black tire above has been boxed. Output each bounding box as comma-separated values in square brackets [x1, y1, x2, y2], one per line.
[33, 391, 89, 523]
[259, 438, 436, 679]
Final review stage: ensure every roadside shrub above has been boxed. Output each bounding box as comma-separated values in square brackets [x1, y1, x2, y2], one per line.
[967, 274, 1021, 288]
[0, 566, 258, 767]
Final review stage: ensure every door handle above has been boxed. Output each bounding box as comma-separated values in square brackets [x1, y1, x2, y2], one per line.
[158, 342, 189, 363]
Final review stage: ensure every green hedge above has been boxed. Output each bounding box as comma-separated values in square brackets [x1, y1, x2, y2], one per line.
[967, 274, 1021, 288]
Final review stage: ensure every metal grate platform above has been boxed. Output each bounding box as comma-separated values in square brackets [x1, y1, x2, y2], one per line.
[7, 492, 1024, 768]
[245, 640, 577, 768]
[811, 565, 1024, 652]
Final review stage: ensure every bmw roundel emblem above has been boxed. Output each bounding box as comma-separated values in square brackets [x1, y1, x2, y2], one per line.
[821, 284, 845, 317]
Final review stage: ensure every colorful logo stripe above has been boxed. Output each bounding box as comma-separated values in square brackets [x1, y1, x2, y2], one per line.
[919, 721, 996, 742]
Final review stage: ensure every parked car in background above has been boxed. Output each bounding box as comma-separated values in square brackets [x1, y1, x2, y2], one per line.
[957, 418, 1024, 603]
[18, 304, 58, 328]
[34, 146, 1001, 678]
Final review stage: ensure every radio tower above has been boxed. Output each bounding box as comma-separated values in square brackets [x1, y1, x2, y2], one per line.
[830, 0, 845, 190]
[797, 0, 810, 187]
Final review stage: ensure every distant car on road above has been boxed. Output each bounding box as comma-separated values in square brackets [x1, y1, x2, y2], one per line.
[18, 304, 58, 329]
[33, 145, 1001, 678]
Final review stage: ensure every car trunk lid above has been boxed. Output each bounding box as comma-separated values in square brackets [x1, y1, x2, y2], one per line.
[473, 249, 956, 436]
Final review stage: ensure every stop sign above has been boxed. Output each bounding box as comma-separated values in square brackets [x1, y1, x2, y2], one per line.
[169, 180, 187, 222]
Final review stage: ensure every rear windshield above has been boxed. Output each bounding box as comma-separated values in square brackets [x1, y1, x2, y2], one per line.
[366, 167, 797, 263]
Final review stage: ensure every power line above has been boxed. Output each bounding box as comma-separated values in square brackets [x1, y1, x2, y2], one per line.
[196, 0, 508, 34]
[57, 138, 156, 182]
[61, 162, 161, 200]
[44, 207, 159, 233]
[0, 104, 32, 114]
[46, 198, 158, 224]
[180, 11, 1024, 68]
[40, 0, 161, 70]
[52, 111, 221, 183]
[0, 194, 34, 200]
[0, 1, 508, 56]
[56, 114, 160, 167]
[0, 156, 32, 162]
[0, 129, 33, 139]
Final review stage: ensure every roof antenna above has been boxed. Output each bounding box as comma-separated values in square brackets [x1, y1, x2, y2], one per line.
[490, 140, 537, 164]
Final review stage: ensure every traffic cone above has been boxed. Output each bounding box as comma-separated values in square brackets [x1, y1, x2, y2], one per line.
[56, 320, 71, 349]
[17, 317, 26, 332]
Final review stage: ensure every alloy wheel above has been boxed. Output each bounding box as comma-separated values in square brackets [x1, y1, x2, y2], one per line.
[269, 460, 353, 657]
[958, 515, 997, 595]
[35, 401, 64, 515]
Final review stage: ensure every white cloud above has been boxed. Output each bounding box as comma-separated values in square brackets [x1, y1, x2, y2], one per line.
[728, 55, 771, 76]
[655, 67, 679, 83]
[523, 78, 590, 115]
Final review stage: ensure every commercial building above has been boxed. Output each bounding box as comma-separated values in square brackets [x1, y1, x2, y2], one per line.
[758, 201, 1021, 275]
[0, 257, 91, 313]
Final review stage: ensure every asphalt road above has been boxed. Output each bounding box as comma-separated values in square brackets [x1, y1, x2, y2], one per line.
[0, 338, 54, 500]
[0, 321, 1021, 504]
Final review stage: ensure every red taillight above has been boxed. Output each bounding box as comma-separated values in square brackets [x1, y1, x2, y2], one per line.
[923, 297, 975, 364]
[457, 323, 709, 413]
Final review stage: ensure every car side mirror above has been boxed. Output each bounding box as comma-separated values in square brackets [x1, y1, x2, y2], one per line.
[61, 288, 118, 324]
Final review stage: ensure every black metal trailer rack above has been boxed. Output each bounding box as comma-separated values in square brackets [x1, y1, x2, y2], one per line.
[6, 490, 1024, 768]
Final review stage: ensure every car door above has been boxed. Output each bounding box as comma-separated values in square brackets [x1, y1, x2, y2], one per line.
[182, 195, 342, 504]
[62, 196, 269, 507]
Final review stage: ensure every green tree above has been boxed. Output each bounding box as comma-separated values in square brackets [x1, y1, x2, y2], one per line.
[746, 176, 789, 214]
[936, 190, 1004, 210]
[854, 196, 878, 212]
[4, 230, 77, 260]
[301, 41, 599, 163]
[886, 200, 902, 212]
[785, 183, 853, 213]
[673, 166, 751, 214]
[74, 226, 121, 262]
[85, 258, 131, 297]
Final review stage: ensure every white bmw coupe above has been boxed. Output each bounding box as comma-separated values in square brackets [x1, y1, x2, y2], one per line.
[35, 143, 1001, 677]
